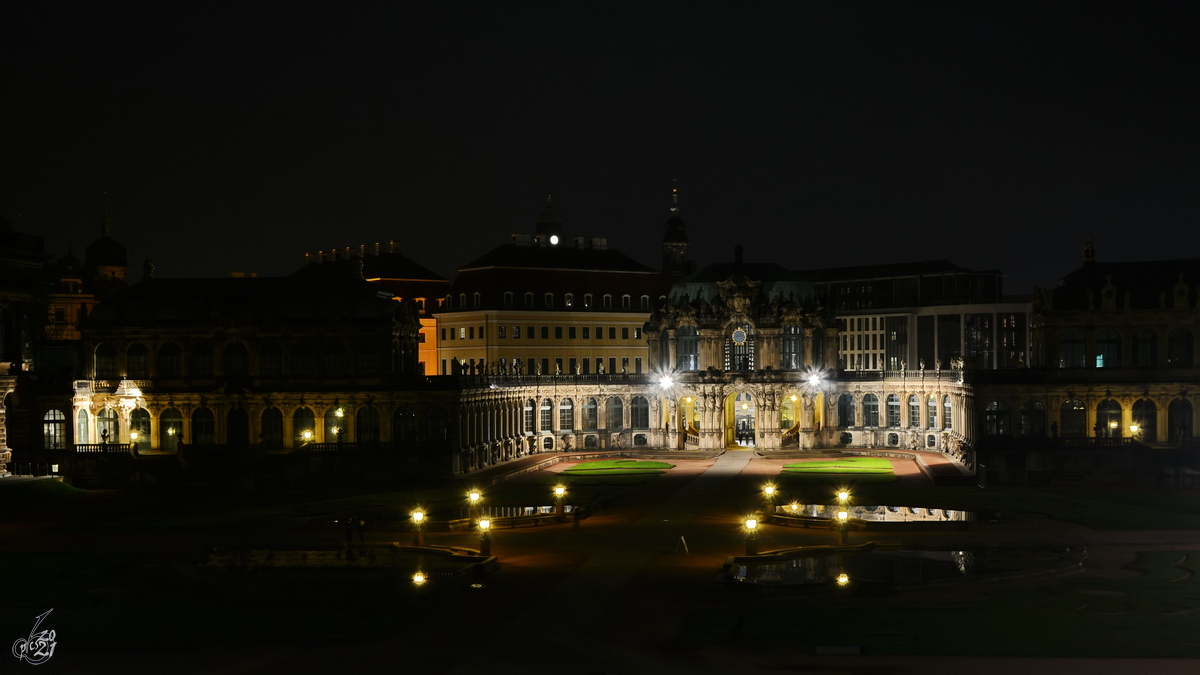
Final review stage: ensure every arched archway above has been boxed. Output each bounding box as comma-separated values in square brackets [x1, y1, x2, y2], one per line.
[725, 391, 756, 447]
[1132, 399, 1157, 443]
[226, 407, 249, 447]
[1169, 399, 1193, 444]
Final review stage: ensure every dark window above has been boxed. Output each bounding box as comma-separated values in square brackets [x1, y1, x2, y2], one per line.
[157, 342, 182, 377]
[677, 326, 699, 371]
[838, 394, 855, 428]
[160, 408, 182, 451]
[259, 340, 282, 376]
[224, 342, 248, 376]
[559, 399, 574, 431]
[984, 401, 1010, 436]
[541, 326, 549, 339]
[190, 341, 213, 377]
[609, 327, 616, 339]
[1058, 329, 1086, 368]
[631, 396, 649, 428]
[569, 327, 576, 339]
[356, 406, 380, 443]
[1096, 329, 1121, 368]
[1020, 400, 1045, 438]
[127, 343, 149, 378]
[555, 327, 563, 339]
[622, 327, 630, 339]
[886, 394, 901, 428]
[583, 327, 590, 339]
[582, 398, 598, 429]
[95, 343, 118, 378]
[262, 407, 284, 449]
[606, 397, 623, 429]
[1169, 328, 1194, 367]
[1132, 329, 1156, 367]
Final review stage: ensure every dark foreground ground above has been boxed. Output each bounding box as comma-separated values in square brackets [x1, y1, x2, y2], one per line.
[4, 451, 1200, 674]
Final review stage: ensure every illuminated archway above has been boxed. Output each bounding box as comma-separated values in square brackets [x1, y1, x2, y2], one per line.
[724, 392, 756, 448]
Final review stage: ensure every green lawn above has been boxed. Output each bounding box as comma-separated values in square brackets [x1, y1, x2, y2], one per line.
[685, 550, 1200, 657]
[563, 459, 675, 473]
[783, 457, 893, 474]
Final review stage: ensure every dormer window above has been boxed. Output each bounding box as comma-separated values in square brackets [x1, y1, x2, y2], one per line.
[603, 294, 612, 309]
[584, 293, 593, 308]
[459, 293, 466, 307]
[544, 293, 554, 307]
[525, 292, 534, 307]
[504, 291, 513, 307]
[565, 293, 574, 307]
[640, 295, 650, 310]
[621, 295, 631, 309]
[445, 295, 452, 309]
[473, 292, 481, 307]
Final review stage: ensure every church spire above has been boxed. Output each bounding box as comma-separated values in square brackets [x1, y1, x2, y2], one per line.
[662, 179, 691, 276]
[100, 192, 113, 237]
[670, 179, 679, 215]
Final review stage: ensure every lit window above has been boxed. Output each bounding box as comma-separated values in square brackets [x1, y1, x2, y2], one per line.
[565, 293, 574, 307]
[584, 294, 593, 308]
[499, 326, 507, 339]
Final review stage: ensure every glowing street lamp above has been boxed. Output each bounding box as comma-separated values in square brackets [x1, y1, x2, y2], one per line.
[836, 509, 849, 544]
[412, 571, 427, 586]
[301, 429, 313, 443]
[744, 517, 759, 556]
[478, 518, 492, 556]
[411, 509, 426, 546]
[468, 489, 483, 520]
[836, 572, 850, 586]
[554, 485, 567, 521]
[836, 489, 851, 505]
[762, 484, 777, 521]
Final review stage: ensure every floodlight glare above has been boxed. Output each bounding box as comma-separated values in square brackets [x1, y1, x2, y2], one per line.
[763, 485, 775, 497]
[554, 486, 566, 497]
[837, 510, 848, 522]
[837, 573, 849, 585]
[412, 572, 427, 585]
[837, 490, 850, 503]
[745, 518, 758, 531]
[411, 510, 425, 523]
[808, 374, 822, 386]
[468, 490, 481, 504]
[478, 519, 491, 531]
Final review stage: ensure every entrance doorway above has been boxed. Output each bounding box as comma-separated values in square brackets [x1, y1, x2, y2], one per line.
[726, 392, 756, 448]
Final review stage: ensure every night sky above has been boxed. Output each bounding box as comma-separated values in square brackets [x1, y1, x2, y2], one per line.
[5, 2, 1198, 294]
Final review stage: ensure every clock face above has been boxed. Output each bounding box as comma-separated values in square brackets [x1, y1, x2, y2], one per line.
[731, 328, 748, 345]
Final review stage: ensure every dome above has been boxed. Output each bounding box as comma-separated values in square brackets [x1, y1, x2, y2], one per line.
[534, 200, 564, 242]
[85, 235, 128, 268]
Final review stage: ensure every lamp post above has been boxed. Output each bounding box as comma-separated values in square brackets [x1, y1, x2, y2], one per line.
[554, 485, 567, 521]
[411, 509, 426, 546]
[412, 571, 427, 586]
[762, 485, 776, 522]
[468, 490, 482, 521]
[744, 517, 758, 556]
[836, 508, 849, 544]
[658, 372, 675, 448]
[478, 518, 491, 556]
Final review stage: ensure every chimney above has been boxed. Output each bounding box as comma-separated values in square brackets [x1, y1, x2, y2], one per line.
[305, 252, 314, 264]
[389, 240, 400, 254]
[374, 242, 382, 255]
[331, 249, 340, 261]
[318, 251, 327, 263]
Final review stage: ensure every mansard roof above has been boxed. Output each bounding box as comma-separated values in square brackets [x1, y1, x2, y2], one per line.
[1045, 258, 1200, 311]
[459, 242, 657, 274]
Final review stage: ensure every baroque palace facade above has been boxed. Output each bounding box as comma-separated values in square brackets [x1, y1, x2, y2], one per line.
[8, 195, 1200, 484]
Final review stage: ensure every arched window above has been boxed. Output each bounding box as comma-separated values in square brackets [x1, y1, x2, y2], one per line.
[606, 397, 624, 429]
[1060, 400, 1086, 438]
[459, 293, 466, 307]
[190, 340, 213, 377]
[539, 398, 553, 432]
[259, 340, 283, 376]
[631, 396, 649, 429]
[192, 408, 215, 445]
[524, 399, 535, 434]
[1095, 329, 1121, 368]
[98, 408, 120, 443]
[622, 295, 631, 309]
[1058, 329, 1085, 368]
[584, 293, 593, 308]
[262, 407, 283, 449]
[603, 294, 612, 309]
[927, 394, 938, 429]
[1132, 329, 1156, 367]
[677, 326, 699, 371]
[323, 340, 347, 375]
[95, 343, 118, 379]
[157, 342, 182, 377]
[984, 401, 1010, 436]
[544, 293, 554, 308]
[1097, 399, 1122, 437]
[291, 340, 315, 376]
[394, 406, 418, 444]
[130, 408, 150, 450]
[726, 323, 754, 371]
[943, 395, 953, 430]
[356, 406, 380, 443]
[559, 398, 574, 431]
[862, 394, 879, 428]
[324, 406, 347, 442]
[582, 398, 598, 430]
[1169, 328, 1194, 367]
[781, 325, 802, 370]
[293, 407, 315, 445]
[564, 293, 574, 307]
[76, 409, 89, 444]
[1132, 399, 1157, 443]
[473, 292, 481, 307]
[640, 295, 650, 310]
[1169, 399, 1194, 443]
[127, 343, 149, 378]
[503, 291, 513, 307]
[43, 410, 66, 450]
[886, 394, 901, 428]
[780, 396, 796, 430]
[524, 292, 534, 307]
[223, 342, 248, 376]
[908, 395, 921, 428]
[160, 408, 182, 450]
[1020, 400, 1045, 438]
[838, 394, 855, 428]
